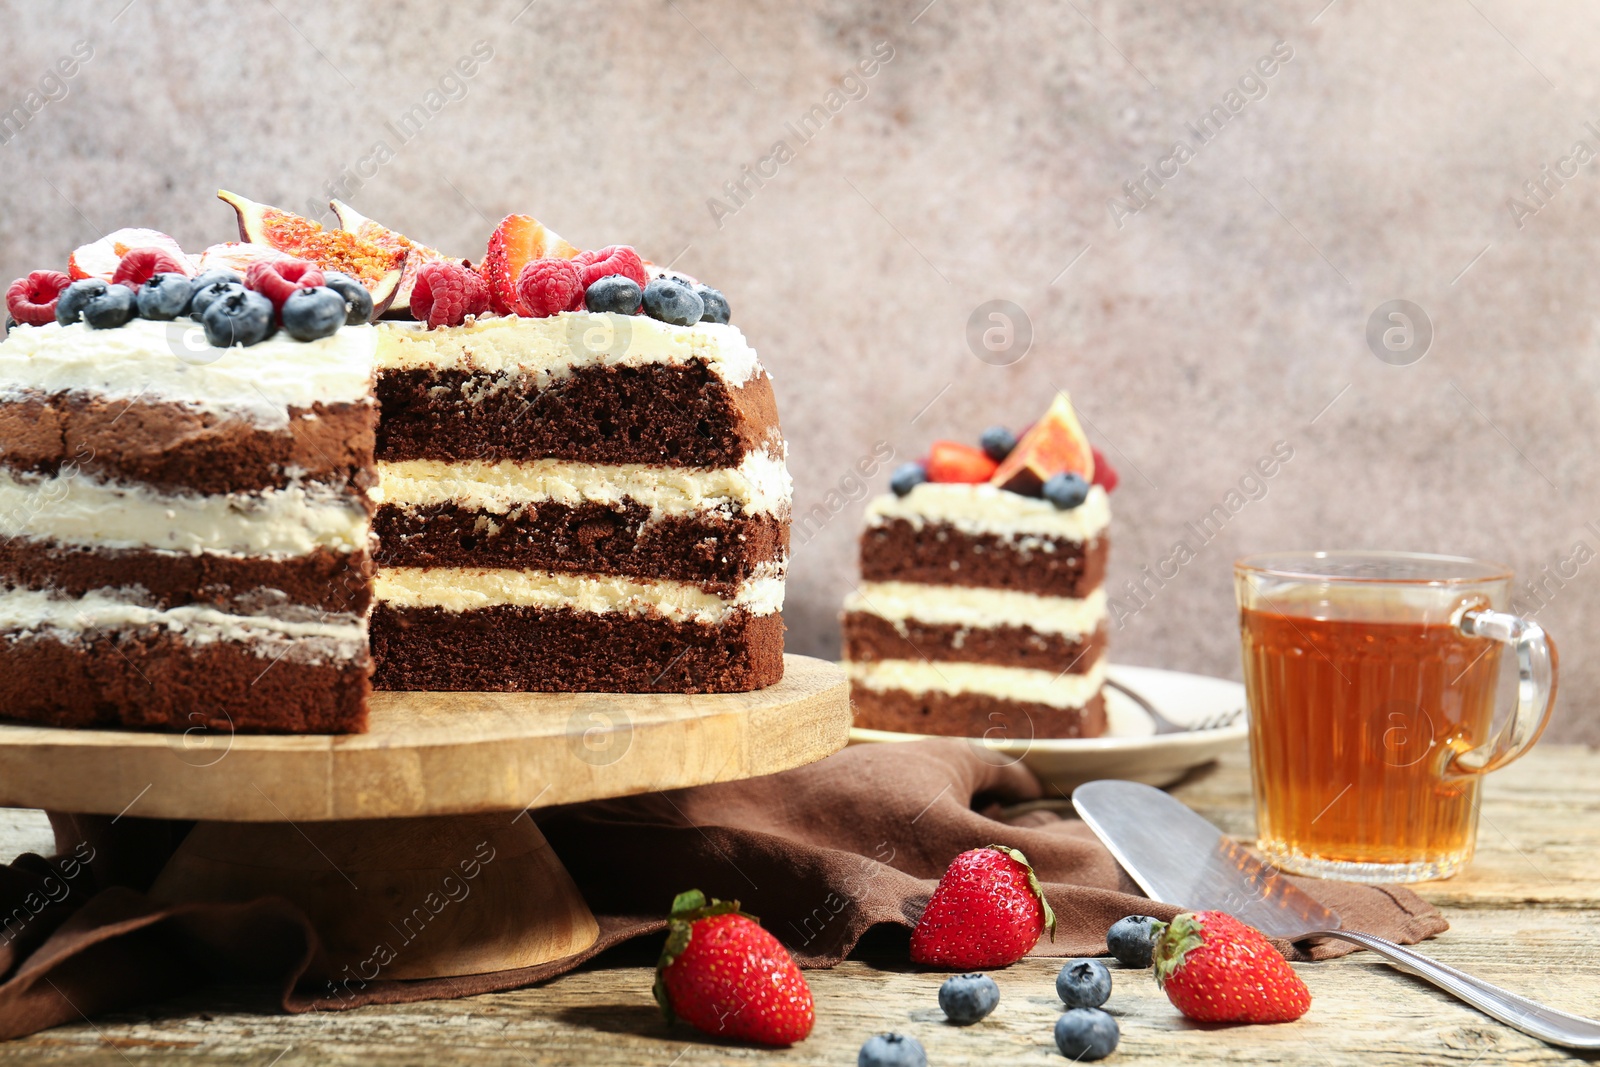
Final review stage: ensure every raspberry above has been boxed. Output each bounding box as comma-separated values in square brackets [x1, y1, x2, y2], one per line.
[6, 271, 73, 326]
[515, 259, 583, 318]
[1090, 446, 1120, 492]
[410, 261, 490, 329]
[111, 247, 188, 291]
[245, 258, 326, 312]
[572, 245, 649, 292]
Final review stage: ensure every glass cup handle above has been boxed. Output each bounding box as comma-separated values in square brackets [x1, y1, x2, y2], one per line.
[1449, 608, 1559, 775]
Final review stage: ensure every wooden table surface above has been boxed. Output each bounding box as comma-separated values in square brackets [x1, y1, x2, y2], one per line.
[0, 743, 1596, 1065]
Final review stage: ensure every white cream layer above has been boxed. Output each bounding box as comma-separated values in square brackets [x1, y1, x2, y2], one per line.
[865, 483, 1110, 543]
[376, 450, 792, 520]
[0, 468, 370, 557]
[376, 565, 784, 625]
[846, 583, 1107, 638]
[0, 320, 377, 431]
[847, 657, 1107, 710]
[0, 587, 367, 662]
[374, 314, 763, 388]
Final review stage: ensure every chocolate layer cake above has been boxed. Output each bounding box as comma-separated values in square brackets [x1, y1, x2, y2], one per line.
[0, 318, 378, 732]
[368, 314, 789, 692]
[841, 397, 1113, 739]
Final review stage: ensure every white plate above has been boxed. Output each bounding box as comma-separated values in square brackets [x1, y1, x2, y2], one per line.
[848, 664, 1249, 795]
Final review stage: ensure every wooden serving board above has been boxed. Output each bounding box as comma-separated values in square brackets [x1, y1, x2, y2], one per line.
[0, 654, 849, 822]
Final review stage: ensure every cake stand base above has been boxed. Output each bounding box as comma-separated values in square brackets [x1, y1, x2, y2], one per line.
[149, 811, 599, 981]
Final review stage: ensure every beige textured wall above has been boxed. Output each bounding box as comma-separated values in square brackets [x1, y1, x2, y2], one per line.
[4, 1, 1600, 741]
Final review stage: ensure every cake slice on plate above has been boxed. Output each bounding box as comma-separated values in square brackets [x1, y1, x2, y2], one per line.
[842, 393, 1117, 739]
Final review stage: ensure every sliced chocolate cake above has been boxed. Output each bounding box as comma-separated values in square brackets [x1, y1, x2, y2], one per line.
[0, 315, 378, 733]
[842, 393, 1115, 739]
[369, 313, 789, 692]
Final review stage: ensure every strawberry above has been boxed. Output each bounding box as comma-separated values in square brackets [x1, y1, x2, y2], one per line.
[1153, 910, 1311, 1023]
[910, 845, 1056, 969]
[410, 261, 490, 328]
[1090, 446, 1119, 493]
[68, 227, 190, 282]
[480, 214, 578, 316]
[516, 258, 583, 318]
[6, 271, 72, 325]
[925, 441, 999, 484]
[111, 247, 188, 290]
[654, 889, 814, 1047]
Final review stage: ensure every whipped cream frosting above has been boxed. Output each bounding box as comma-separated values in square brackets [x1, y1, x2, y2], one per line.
[865, 483, 1110, 543]
[0, 320, 377, 430]
[374, 313, 764, 388]
[377, 450, 792, 520]
[847, 657, 1107, 710]
[846, 583, 1107, 638]
[376, 565, 784, 624]
[0, 467, 370, 557]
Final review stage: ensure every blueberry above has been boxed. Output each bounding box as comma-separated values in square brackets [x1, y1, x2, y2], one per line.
[1106, 915, 1161, 968]
[189, 279, 246, 322]
[190, 268, 242, 292]
[694, 284, 730, 324]
[1054, 1008, 1119, 1061]
[1056, 959, 1111, 1009]
[81, 282, 136, 329]
[281, 286, 348, 342]
[202, 288, 274, 348]
[585, 275, 642, 315]
[857, 1032, 926, 1067]
[889, 462, 927, 497]
[938, 972, 999, 1025]
[56, 278, 110, 326]
[979, 425, 1017, 461]
[641, 278, 704, 326]
[136, 272, 193, 320]
[3, 315, 14, 335]
[1042, 471, 1090, 510]
[321, 271, 374, 325]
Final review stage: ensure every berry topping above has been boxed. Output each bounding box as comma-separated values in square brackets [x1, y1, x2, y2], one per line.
[1055, 1008, 1119, 1061]
[584, 275, 642, 315]
[189, 280, 246, 323]
[889, 462, 926, 497]
[135, 273, 194, 321]
[56, 279, 110, 326]
[515, 258, 583, 319]
[910, 844, 1056, 970]
[481, 214, 579, 316]
[641, 278, 703, 326]
[202, 288, 275, 348]
[80, 282, 136, 330]
[6, 270, 72, 326]
[411, 261, 491, 328]
[1090, 445, 1119, 492]
[695, 284, 731, 324]
[218, 192, 407, 313]
[858, 1033, 927, 1067]
[925, 440, 999, 484]
[1106, 914, 1160, 968]
[69, 228, 190, 282]
[937, 973, 1000, 1025]
[572, 244, 649, 290]
[281, 286, 348, 342]
[322, 271, 375, 325]
[654, 889, 814, 1047]
[1056, 958, 1112, 1008]
[245, 258, 326, 313]
[1153, 910, 1311, 1023]
[111, 247, 189, 290]
[979, 425, 1017, 462]
[990, 392, 1094, 496]
[1042, 471, 1090, 510]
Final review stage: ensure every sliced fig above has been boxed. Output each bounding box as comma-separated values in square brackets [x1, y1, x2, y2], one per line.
[217, 190, 408, 300]
[331, 199, 462, 310]
[989, 392, 1095, 496]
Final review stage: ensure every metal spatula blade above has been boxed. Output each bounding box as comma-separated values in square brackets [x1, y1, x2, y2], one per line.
[1072, 779, 1600, 1049]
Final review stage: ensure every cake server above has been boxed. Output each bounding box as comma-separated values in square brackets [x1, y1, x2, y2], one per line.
[1072, 779, 1600, 1049]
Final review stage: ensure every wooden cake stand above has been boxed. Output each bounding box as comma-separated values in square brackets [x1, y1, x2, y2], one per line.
[0, 654, 850, 980]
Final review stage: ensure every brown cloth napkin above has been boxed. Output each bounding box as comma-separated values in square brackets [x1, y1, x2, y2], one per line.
[0, 739, 1446, 1039]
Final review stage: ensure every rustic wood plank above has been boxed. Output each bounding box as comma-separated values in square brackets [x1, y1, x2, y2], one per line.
[0, 744, 1596, 1062]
